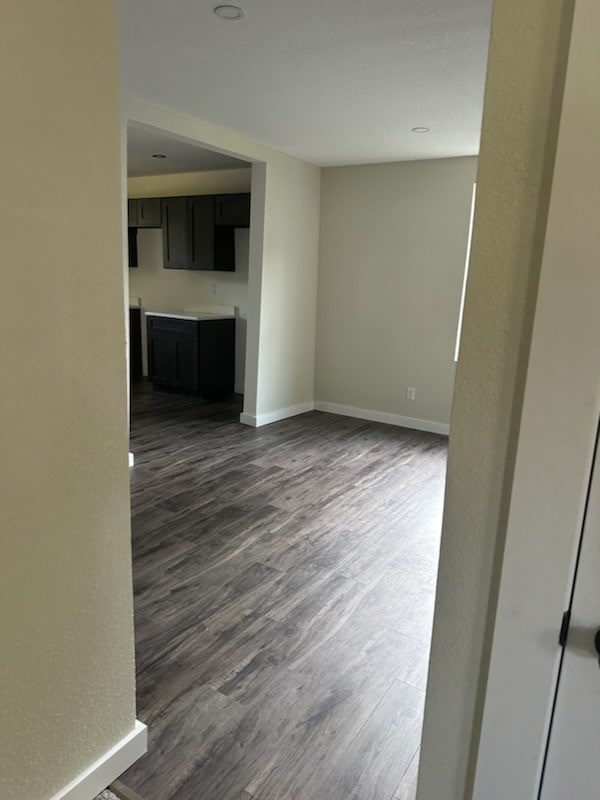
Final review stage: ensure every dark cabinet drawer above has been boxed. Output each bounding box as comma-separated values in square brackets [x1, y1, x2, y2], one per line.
[147, 315, 198, 335]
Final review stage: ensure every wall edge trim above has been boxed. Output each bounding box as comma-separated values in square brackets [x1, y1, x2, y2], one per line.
[239, 401, 315, 428]
[48, 721, 147, 800]
[314, 400, 450, 435]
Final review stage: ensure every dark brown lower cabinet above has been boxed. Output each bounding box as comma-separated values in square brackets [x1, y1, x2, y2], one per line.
[128, 227, 138, 268]
[147, 315, 235, 396]
[129, 307, 143, 380]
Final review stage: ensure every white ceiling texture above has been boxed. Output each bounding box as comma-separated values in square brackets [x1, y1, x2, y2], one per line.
[120, 0, 493, 167]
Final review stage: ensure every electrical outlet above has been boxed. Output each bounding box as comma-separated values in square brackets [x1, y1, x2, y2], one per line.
[406, 386, 416, 400]
[210, 282, 217, 295]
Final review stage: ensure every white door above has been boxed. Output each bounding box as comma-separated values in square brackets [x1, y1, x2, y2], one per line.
[540, 428, 600, 799]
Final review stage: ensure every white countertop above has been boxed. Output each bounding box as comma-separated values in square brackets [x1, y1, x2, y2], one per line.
[145, 311, 235, 321]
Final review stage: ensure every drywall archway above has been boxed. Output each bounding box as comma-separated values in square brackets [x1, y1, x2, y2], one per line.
[121, 100, 321, 426]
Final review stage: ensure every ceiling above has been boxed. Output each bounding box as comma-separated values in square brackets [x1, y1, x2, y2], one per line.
[128, 126, 250, 176]
[120, 0, 493, 167]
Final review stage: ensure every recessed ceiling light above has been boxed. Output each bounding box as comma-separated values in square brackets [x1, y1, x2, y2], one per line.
[411, 127, 430, 133]
[152, 153, 166, 159]
[214, 5, 245, 20]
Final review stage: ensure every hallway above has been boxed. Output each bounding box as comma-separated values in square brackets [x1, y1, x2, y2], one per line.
[121, 383, 447, 800]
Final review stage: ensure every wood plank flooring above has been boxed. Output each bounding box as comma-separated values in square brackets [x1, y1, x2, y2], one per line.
[121, 382, 447, 800]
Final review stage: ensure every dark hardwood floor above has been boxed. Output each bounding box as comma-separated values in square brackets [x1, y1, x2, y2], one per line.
[121, 381, 447, 800]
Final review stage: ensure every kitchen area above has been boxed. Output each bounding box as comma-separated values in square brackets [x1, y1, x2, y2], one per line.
[126, 126, 253, 404]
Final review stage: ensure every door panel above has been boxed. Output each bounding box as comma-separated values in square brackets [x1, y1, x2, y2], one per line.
[215, 193, 250, 227]
[127, 198, 139, 227]
[541, 427, 600, 799]
[147, 331, 173, 385]
[137, 197, 162, 228]
[162, 196, 188, 268]
[172, 334, 199, 390]
[188, 195, 214, 270]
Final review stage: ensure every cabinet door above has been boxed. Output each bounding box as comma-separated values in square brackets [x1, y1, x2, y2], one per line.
[215, 193, 250, 227]
[137, 197, 162, 228]
[214, 227, 236, 272]
[128, 227, 138, 268]
[188, 195, 215, 270]
[129, 308, 143, 378]
[198, 319, 235, 395]
[127, 198, 139, 227]
[162, 197, 188, 268]
[147, 330, 173, 385]
[172, 332, 199, 390]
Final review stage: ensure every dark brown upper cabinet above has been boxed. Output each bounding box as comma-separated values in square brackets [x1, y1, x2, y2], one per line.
[188, 195, 215, 270]
[127, 199, 139, 227]
[130, 192, 250, 272]
[128, 197, 162, 228]
[215, 193, 251, 227]
[162, 195, 215, 271]
[161, 196, 189, 269]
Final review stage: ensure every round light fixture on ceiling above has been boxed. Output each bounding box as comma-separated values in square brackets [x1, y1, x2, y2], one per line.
[152, 153, 166, 159]
[411, 127, 430, 133]
[214, 4, 245, 20]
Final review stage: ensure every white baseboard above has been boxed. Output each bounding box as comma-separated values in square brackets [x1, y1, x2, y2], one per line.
[314, 401, 450, 435]
[240, 401, 315, 428]
[128, 452, 135, 468]
[49, 720, 147, 800]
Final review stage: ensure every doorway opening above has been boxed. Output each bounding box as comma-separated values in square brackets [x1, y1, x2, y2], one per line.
[125, 123, 257, 437]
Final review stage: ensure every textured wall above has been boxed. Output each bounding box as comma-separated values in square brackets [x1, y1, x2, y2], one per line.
[256, 155, 321, 415]
[128, 169, 251, 390]
[315, 157, 476, 427]
[417, 0, 575, 798]
[472, 0, 600, 794]
[0, 2, 136, 799]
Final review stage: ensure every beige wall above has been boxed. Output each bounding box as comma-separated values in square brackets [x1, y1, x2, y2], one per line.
[472, 0, 600, 794]
[0, 3, 136, 800]
[125, 102, 321, 423]
[128, 167, 251, 197]
[315, 157, 477, 429]
[256, 155, 321, 418]
[417, 0, 576, 798]
[128, 169, 251, 391]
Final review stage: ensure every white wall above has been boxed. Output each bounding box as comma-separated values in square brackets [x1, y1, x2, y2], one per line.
[124, 104, 321, 425]
[417, 0, 578, 797]
[1, 2, 137, 798]
[315, 157, 477, 431]
[128, 169, 251, 392]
